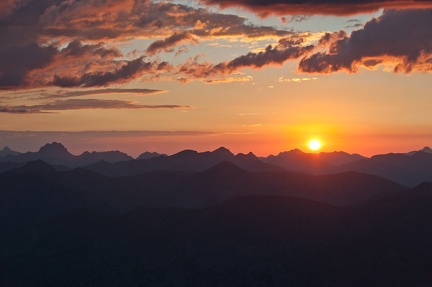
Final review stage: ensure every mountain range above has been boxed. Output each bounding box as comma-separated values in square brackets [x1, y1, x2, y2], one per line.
[1, 142, 432, 186]
[2, 143, 432, 286]
[1, 158, 432, 286]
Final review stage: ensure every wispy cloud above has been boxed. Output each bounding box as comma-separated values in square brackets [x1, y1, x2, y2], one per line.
[277, 76, 318, 83]
[0, 99, 190, 114]
[44, 88, 165, 99]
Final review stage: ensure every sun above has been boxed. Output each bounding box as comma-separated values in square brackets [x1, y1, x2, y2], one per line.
[308, 139, 322, 151]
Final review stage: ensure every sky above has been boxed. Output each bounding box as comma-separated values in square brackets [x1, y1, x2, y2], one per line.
[0, 0, 431, 157]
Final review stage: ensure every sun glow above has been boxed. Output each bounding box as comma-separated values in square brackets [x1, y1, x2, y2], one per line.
[308, 139, 322, 151]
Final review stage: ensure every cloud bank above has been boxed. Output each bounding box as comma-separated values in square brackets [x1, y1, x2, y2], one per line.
[0, 1, 430, 90]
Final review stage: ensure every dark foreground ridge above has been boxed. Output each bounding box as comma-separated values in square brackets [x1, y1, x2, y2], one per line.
[1, 158, 432, 286]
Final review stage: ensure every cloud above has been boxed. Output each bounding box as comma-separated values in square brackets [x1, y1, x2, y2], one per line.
[298, 9, 432, 74]
[204, 76, 253, 84]
[44, 88, 165, 99]
[0, 99, 190, 113]
[0, 43, 57, 87]
[178, 35, 314, 79]
[199, 0, 432, 16]
[0, 0, 293, 89]
[50, 57, 171, 87]
[146, 31, 198, 54]
[277, 76, 318, 82]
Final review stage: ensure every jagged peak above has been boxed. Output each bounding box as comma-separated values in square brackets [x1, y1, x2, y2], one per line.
[38, 142, 69, 154]
[212, 147, 234, 156]
[235, 151, 256, 159]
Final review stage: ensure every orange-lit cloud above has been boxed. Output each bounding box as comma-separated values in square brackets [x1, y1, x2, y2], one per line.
[199, 0, 432, 16]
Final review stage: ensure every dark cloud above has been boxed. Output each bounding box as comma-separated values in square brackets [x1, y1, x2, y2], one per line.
[146, 32, 197, 55]
[199, 0, 432, 16]
[0, 98, 190, 114]
[61, 40, 121, 58]
[50, 57, 171, 87]
[299, 9, 432, 73]
[0, 43, 57, 87]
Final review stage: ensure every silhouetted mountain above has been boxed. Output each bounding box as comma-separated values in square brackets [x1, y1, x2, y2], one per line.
[0, 142, 134, 168]
[85, 147, 283, 176]
[405, 146, 432, 156]
[338, 151, 432, 187]
[0, 142, 75, 165]
[136, 151, 166, 160]
[10, 159, 56, 174]
[77, 150, 133, 165]
[0, 146, 20, 157]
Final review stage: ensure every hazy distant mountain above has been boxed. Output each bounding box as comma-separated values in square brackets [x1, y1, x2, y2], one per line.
[85, 147, 284, 176]
[405, 146, 432, 156]
[77, 150, 133, 165]
[1, 160, 406, 219]
[263, 149, 366, 174]
[338, 151, 432, 187]
[0, 146, 20, 157]
[136, 151, 166, 160]
[0, 142, 133, 168]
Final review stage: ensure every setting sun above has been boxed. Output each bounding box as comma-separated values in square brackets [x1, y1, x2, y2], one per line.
[308, 139, 322, 151]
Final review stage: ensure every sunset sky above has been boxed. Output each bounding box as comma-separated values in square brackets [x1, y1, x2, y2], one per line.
[0, 0, 431, 157]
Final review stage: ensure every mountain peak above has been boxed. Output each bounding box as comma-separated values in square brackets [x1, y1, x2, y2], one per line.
[421, 147, 432, 153]
[212, 147, 234, 157]
[12, 160, 56, 174]
[172, 149, 198, 158]
[39, 142, 69, 154]
[137, 151, 164, 160]
[0, 146, 21, 157]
